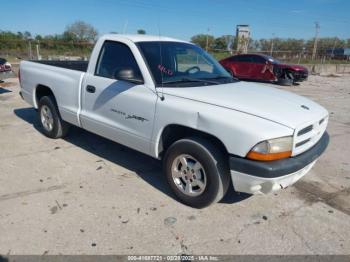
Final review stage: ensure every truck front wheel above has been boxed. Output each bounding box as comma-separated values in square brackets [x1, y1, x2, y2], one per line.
[38, 96, 70, 139]
[163, 137, 230, 208]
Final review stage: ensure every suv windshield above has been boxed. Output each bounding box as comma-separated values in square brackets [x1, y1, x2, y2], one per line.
[137, 41, 234, 87]
[265, 55, 282, 64]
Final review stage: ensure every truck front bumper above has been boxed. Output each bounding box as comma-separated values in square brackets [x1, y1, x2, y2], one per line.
[229, 132, 329, 194]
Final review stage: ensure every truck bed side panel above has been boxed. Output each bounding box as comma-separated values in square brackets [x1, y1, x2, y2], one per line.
[20, 61, 84, 126]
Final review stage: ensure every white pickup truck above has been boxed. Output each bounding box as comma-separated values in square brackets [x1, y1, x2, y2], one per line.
[19, 34, 329, 208]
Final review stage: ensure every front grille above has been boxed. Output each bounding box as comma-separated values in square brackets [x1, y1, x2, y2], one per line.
[293, 116, 328, 156]
[297, 125, 313, 136]
[296, 138, 311, 147]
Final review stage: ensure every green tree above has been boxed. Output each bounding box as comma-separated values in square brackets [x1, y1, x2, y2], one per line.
[65, 20, 98, 41]
[35, 34, 43, 41]
[17, 32, 24, 39]
[61, 31, 77, 41]
[23, 31, 32, 40]
[191, 34, 215, 49]
[137, 29, 146, 35]
[213, 36, 227, 50]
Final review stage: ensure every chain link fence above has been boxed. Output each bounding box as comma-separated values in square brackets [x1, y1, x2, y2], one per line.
[1, 40, 350, 77]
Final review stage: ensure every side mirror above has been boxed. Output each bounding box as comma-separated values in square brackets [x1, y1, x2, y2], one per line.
[114, 68, 144, 84]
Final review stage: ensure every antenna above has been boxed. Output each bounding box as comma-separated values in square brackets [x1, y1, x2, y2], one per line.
[123, 20, 128, 34]
[157, 21, 165, 101]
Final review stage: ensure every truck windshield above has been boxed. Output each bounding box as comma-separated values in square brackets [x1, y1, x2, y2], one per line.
[137, 41, 233, 87]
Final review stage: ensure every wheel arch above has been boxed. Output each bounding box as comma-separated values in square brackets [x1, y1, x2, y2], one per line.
[156, 124, 229, 160]
[34, 84, 56, 108]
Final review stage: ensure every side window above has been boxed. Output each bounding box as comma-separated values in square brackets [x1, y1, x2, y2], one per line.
[95, 41, 142, 79]
[251, 55, 266, 64]
[230, 56, 240, 62]
[239, 55, 252, 62]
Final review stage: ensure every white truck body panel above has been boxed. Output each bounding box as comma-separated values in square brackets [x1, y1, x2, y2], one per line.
[20, 61, 85, 127]
[19, 34, 329, 196]
[162, 82, 328, 129]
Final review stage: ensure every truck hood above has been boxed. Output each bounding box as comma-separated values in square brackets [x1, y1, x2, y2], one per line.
[163, 81, 328, 129]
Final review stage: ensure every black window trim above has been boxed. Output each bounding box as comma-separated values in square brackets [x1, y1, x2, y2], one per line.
[94, 40, 144, 81]
[135, 42, 157, 86]
[251, 54, 267, 64]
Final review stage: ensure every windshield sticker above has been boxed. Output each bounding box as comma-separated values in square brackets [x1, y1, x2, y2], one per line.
[158, 64, 173, 76]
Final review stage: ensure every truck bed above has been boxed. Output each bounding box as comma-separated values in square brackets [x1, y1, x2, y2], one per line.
[31, 60, 89, 72]
[20, 59, 87, 127]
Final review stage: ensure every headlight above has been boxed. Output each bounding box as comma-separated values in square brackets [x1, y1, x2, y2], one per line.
[246, 136, 293, 161]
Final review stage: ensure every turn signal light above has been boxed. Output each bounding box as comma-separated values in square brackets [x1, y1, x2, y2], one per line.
[246, 136, 293, 161]
[246, 150, 292, 161]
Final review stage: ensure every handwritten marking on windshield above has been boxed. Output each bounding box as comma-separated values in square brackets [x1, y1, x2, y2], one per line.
[158, 64, 173, 76]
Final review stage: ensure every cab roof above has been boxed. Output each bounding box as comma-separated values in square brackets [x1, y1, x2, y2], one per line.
[101, 34, 189, 44]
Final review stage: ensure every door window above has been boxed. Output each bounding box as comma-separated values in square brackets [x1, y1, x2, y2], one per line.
[251, 55, 266, 64]
[238, 55, 253, 63]
[95, 41, 142, 79]
[230, 56, 241, 62]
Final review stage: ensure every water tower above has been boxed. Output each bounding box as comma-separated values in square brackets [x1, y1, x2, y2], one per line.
[236, 25, 250, 53]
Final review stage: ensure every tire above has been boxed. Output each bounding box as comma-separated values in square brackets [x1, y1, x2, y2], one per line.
[277, 70, 294, 86]
[38, 95, 70, 138]
[163, 137, 230, 208]
[276, 78, 293, 86]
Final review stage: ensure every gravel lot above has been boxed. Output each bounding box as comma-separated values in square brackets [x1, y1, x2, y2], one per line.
[0, 75, 350, 255]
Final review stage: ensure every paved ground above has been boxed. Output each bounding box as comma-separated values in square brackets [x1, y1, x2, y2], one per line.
[0, 75, 350, 255]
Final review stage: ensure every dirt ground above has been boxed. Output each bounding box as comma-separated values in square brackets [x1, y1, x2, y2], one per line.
[0, 75, 349, 255]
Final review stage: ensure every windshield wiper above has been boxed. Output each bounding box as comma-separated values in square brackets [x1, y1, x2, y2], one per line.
[163, 77, 220, 85]
[209, 75, 239, 81]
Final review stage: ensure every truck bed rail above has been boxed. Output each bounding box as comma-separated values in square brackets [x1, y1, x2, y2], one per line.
[30, 60, 88, 72]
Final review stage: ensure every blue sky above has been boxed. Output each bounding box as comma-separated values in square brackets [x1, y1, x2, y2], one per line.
[1, 0, 349, 40]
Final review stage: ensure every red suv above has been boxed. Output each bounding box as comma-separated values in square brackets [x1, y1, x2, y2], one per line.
[0, 58, 12, 73]
[219, 54, 308, 85]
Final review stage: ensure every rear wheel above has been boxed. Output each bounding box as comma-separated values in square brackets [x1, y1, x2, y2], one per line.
[277, 70, 294, 86]
[163, 137, 230, 208]
[38, 96, 70, 138]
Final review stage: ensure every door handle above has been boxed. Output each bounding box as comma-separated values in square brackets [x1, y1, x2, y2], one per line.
[86, 85, 96, 93]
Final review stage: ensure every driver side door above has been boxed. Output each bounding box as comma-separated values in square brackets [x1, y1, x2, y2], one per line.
[80, 40, 157, 155]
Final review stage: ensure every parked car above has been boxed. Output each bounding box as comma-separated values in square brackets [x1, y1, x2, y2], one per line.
[19, 34, 328, 208]
[0, 58, 12, 73]
[219, 54, 308, 85]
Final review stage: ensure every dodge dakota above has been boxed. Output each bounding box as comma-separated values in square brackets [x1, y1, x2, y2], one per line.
[19, 34, 329, 208]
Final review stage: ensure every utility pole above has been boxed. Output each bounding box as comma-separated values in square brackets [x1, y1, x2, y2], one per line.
[206, 28, 210, 51]
[311, 22, 320, 61]
[331, 37, 337, 58]
[270, 33, 275, 56]
[28, 40, 32, 59]
[36, 40, 41, 60]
